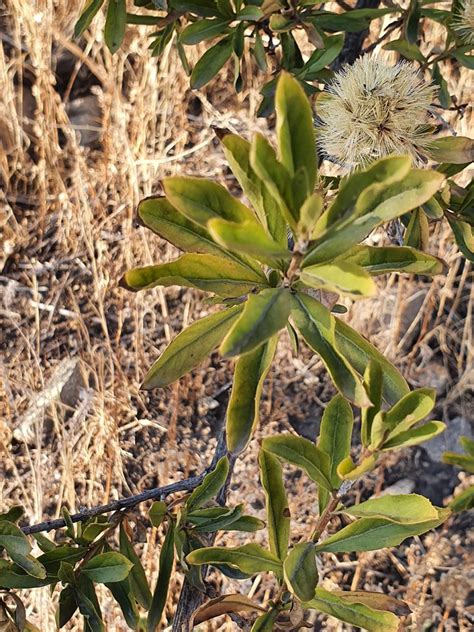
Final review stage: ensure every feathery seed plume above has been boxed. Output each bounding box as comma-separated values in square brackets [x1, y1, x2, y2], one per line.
[452, 0, 474, 45]
[316, 56, 436, 169]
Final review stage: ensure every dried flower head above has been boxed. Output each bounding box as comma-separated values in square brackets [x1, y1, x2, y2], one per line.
[452, 0, 474, 45]
[316, 56, 435, 169]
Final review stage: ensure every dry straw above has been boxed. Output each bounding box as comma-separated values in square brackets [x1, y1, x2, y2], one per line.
[316, 56, 436, 169]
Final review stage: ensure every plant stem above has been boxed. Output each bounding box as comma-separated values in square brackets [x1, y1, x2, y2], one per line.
[21, 433, 228, 535]
[311, 493, 340, 543]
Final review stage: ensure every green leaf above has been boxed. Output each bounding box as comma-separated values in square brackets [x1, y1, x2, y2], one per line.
[236, 6, 263, 21]
[425, 137, 474, 164]
[361, 361, 383, 447]
[223, 516, 266, 532]
[299, 33, 344, 77]
[262, 434, 332, 492]
[304, 169, 445, 265]
[342, 494, 439, 524]
[460, 435, 474, 456]
[227, 337, 278, 454]
[163, 176, 256, 232]
[383, 38, 425, 62]
[315, 510, 449, 553]
[186, 456, 229, 511]
[57, 586, 78, 628]
[299, 261, 376, 297]
[333, 317, 410, 406]
[314, 156, 411, 236]
[142, 305, 242, 389]
[0, 565, 53, 589]
[250, 133, 295, 230]
[137, 196, 239, 258]
[0, 521, 31, 557]
[258, 450, 290, 561]
[291, 293, 370, 407]
[38, 545, 88, 574]
[380, 387, 436, 441]
[307, 9, 394, 34]
[190, 36, 233, 89]
[186, 544, 282, 575]
[119, 524, 152, 610]
[122, 253, 267, 298]
[10, 553, 47, 579]
[447, 215, 474, 262]
[218, 133, 287, 247]
[220, 288, 292, 357]
[75, 0, 105, 37]
[104, 0, 126, 53]
[317, 395, 353, 511]
[105, 576, 140, 630]
[251, 610, 279, 631]
[180, 18, 230, 45]
[275, 72, 317, 197]
[443, 452, 474, 474]
[149, 501, 168, 528]
[82, 552, 133, 584]
[380, 421, 446, 450]
[74, 587, 105, 632]
[298, 192, 324, 238]
[191, 505, 243, 532]
[304, 587, 401, 631]
[449, 486, 474, 512]
[283, 542, 318, 602]
[404, 207, 429, 250]
[147, 523, 175, 632]
[208, 218, 291, 270]
[342, 245, 445, 276]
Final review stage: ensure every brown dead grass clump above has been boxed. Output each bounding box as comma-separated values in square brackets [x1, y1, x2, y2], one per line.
[0, 1, 473, 630]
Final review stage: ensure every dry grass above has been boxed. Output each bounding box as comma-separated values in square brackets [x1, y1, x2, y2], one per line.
[0, 1, 473, 630]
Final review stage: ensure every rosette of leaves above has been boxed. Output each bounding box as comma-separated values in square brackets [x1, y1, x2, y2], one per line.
[186, 391, 449, 630]
[121, 72, 445, 454]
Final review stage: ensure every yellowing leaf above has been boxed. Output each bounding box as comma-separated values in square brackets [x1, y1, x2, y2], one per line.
[342, 494, 439, 523]
[121, 253, 267, 298]
[305, 587, 402, 631]
[142, 306, 242, 389]
[299, 261, 377, 297]
[186, 544, 282, 575]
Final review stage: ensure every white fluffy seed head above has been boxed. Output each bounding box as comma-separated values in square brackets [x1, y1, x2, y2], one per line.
[452, 0, 474, 45]
[316, 56, 436, 170]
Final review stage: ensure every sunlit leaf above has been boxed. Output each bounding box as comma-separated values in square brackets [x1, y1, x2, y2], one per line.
[142, 305, 242, 389]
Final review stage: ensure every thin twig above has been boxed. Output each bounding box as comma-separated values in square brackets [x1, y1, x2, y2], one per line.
[21, 434, 228, 535]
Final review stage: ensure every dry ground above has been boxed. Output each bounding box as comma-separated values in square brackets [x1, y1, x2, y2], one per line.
[0, 1, 473, 630]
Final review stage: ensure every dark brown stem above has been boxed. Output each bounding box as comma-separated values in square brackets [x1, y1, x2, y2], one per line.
[21, 434, 228, 535]
[312, 493, 340, 543]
